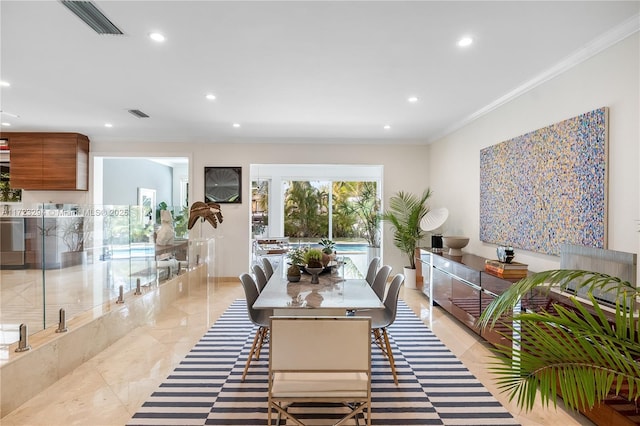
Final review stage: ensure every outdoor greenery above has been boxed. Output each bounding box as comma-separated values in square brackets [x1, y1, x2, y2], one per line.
[382, 189, 432, 269]
[337, 181, 380, 247]
[283, 180, 381, 244]
[478, 269, 640, 412]
[0, 172, 21, 202]
[157, 201, 189, 238]
[284, 181, 329, 237]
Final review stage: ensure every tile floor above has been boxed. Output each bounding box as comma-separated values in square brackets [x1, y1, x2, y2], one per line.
[1, 279, 593, 426]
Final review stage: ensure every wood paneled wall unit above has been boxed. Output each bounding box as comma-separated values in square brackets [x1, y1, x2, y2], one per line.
[3, 132, 89, 191]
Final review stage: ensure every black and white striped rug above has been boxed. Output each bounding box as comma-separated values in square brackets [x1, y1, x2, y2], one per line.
[128, 300, 519, 425]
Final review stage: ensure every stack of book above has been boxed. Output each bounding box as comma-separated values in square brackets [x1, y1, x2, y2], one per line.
[484, 259, 528, 279]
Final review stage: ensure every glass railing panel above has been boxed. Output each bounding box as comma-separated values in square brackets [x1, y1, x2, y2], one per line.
[41, 204, 125, 330]
[1, 203, 47, 348]
[126, 204, 155, 289]
[0, 203, 190, 348]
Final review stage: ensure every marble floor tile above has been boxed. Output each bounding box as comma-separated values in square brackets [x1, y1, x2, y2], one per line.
[0, 280, 593, 426]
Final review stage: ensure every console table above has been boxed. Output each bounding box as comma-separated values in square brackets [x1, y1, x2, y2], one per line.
[419, 248, 639, 426]
[418, 248, 527, 348]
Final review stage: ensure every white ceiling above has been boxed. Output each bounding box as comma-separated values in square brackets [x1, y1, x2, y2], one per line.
[1, 1, 638, 145]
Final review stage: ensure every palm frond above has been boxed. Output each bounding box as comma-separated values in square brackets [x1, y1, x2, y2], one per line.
[478, 269, 637, 329]
[479, 269, 640, 412]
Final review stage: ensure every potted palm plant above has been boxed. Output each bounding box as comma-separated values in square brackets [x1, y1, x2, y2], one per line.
[478, 269, 640, 420]
[382, 188, 432, 289]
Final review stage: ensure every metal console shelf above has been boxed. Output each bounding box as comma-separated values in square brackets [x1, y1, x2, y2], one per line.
[418, 248, 526, 348]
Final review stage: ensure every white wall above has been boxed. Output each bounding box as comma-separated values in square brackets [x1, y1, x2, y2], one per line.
[427, 33, 639, 273]
[92, 142, 430, 277]
[90, 34, 639, 279]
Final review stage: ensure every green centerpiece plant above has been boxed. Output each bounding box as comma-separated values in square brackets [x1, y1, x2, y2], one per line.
[288, 246, 307, 266]
[286, 263, 301, 282]
[319, 238, 335, 266]
[304, 248, 324, 268]
[319, 238, 335, 255]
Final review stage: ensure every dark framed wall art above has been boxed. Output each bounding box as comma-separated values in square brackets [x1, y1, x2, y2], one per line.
[204, 167, 242, 203]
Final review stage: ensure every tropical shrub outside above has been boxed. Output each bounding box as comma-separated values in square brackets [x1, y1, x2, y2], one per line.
[283, 180, 380, 247]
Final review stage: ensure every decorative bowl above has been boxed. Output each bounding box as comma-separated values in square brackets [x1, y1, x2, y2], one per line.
[442, 236, 469, 256]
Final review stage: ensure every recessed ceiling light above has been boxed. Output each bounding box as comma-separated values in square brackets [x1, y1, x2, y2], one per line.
[1, 122, 11, 127]
[206, 93, 216, 100]
[457, 36, 473, 47]
[0, 81, 10, 87]
[233, 123, 241, 128]
[104, 123, 113, 128]
[408, 96, 419, 103]
[149, 32, 165, 42]
[383, 125, 391, 130]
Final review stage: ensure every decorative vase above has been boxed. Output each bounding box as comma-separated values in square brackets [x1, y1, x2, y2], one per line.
[305, 267, 323, 284]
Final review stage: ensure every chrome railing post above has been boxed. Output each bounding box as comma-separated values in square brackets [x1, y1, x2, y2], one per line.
[15, 323, 31, 352]
[55, 308, 68, 333]
[116, 285, 124, 304]
[134, 278, 142, 295]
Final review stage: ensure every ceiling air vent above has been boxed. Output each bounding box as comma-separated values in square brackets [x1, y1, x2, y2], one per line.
[60, 1, 123, 35]
[128, 109, 150, 118]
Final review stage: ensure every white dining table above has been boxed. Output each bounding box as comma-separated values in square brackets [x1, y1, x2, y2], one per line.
[253, 262, 384, 316]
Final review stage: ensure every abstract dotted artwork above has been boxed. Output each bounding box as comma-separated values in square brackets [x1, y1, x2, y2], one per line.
[479, 107, 608, 256]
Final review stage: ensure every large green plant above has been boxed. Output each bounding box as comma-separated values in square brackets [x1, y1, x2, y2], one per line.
[478, 269, 640, 412]
[382, 189, 432, 269]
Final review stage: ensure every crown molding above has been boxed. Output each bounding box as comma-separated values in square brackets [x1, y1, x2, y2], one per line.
[429, 13, 640, 144]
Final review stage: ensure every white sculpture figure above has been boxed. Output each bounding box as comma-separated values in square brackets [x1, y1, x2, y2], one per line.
[156, 209, 175, 245]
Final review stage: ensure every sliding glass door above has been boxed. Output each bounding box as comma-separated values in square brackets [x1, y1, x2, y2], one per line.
[250, 164, 383, 276]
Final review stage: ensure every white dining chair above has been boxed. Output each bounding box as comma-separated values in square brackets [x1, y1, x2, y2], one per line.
[268, 316, 372, 426]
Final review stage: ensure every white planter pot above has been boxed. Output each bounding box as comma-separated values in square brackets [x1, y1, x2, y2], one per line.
[403, 267, 417, 289]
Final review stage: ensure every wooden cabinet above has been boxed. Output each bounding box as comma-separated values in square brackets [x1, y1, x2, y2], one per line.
[6, 132, 89, 190]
